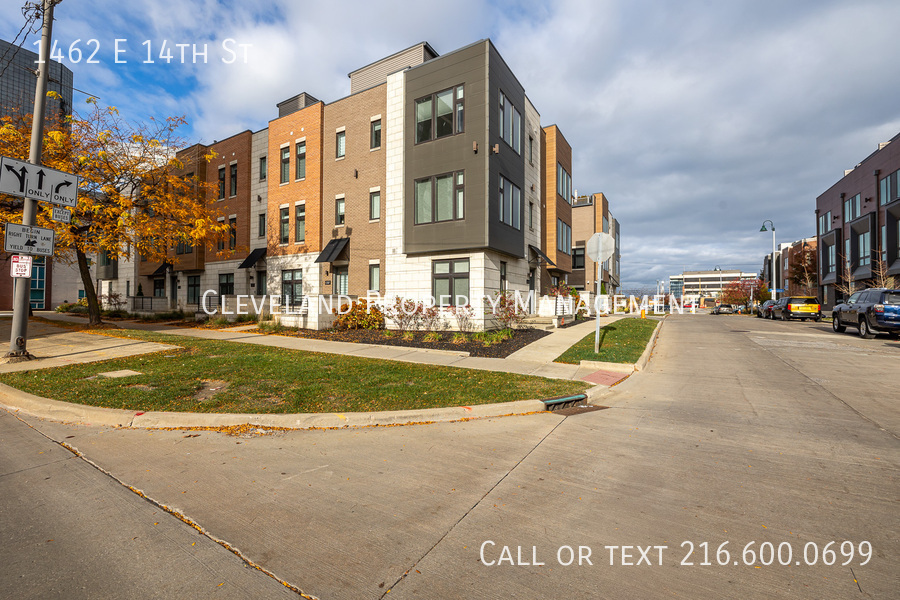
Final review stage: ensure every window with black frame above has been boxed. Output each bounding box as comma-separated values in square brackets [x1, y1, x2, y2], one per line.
[433, 259, 469, 306]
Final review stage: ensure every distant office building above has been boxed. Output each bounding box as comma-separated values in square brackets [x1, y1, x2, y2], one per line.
[815, 132, 900, 310]
[669, 269, 756, 301]
[0, 38, 73, 121]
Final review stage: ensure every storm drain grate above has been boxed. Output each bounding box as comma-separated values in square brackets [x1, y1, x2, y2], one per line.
[552, 404, 610, 416]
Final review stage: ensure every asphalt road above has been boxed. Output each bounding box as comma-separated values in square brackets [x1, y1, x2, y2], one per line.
[1, 313, 897, 599]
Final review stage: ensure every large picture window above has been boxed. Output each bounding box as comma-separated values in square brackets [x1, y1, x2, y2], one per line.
[499, 91, 521, 154]
[414, 171, 464, 224]
[415, 85, 464, 144]
[432, 259, 469, 306]
[498, 176, 521, 229]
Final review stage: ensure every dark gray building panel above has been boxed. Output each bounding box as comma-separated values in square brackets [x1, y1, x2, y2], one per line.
[403, 41, 489, 254]
[402, 40, 528, 258]
[486, 42, 527, 259]
[0, 39, 73, 122]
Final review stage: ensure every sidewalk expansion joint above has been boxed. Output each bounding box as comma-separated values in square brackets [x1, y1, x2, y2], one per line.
[378, 415, 570, 598]
[9, 411, 317, 600]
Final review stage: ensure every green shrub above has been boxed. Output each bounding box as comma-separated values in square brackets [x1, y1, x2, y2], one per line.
[423, 332, 442, 342]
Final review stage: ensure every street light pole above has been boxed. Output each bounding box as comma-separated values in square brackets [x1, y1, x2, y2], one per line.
[760, 220, 777, 302]
[5, 0, 55, 360]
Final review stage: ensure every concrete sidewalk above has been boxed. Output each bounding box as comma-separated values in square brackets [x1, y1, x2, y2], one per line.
[0, 313, 654, 429]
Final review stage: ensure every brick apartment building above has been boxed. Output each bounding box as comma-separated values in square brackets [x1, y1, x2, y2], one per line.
[815, 132, 900, 310]
[570, 193, 620, 295]
[94, 39, 619, 328]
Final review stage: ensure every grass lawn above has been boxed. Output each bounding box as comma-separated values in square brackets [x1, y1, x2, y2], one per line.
[0, 329, 587, 414]
[554, 318, 659, 365]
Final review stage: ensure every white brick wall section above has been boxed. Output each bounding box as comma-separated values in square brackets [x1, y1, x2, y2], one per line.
[385, 70, 406, 294]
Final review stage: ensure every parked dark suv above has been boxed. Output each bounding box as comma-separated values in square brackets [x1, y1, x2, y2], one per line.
[832, 288, 900, 339]
[771, 296, 821, 321]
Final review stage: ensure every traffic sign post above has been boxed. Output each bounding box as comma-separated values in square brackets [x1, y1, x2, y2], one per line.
[4, 0, 57, 362]
[51, 206, 71, 224]
[586, 232, 617, 354]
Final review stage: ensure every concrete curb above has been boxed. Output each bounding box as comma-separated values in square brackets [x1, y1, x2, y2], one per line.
[0, 382, 548, 430]
[635, 318, 664, 371]
[577, 317, 664, 373]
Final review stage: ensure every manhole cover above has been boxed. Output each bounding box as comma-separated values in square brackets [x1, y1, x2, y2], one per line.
[553, 405, 609, 416]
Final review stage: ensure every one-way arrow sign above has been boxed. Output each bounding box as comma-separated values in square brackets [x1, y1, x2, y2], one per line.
[0, 156, 78, 207]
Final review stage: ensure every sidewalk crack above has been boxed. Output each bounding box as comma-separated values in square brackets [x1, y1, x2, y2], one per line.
[378, 415, 568, 598]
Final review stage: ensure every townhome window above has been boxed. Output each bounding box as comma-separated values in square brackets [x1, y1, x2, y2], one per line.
[845, 239, 851, 268]
[370, 119, 381, 149]
[295, 141, 306, 179]
[369, 263, 380, 292]
[414, 171, 464, 224]
[557, 219, 571, 254]
[98, 250, 112, 266]
[880, 169, 899, 205]
[279, 207, 289, 244]
[259, 156, 266, 181]
[153, 279, 165, 297]
[217, 217, 225, 251]
[280, 147, 289, 183]
[229, 217, 237, 249]
[282, 269, 303, 305]
[557, 163, 572, 201]
[602, 215, 609, 233]
[295, 204, 305, 242]
[498, 175, 521, 229]
[229, 164, 237, 197]
[415, 85, 464, 144]
[827, 244, 836, 274]
[258, 213, 266, 238]
[500, 261, 507, 291]
[187, 276, 200, 304]
[573, 247, 585, 269]
[858, 230, 871, 266]
[818, 211, 831, 235]
[335, 131, 345, 159]
[528, 201, 534, 230]
[499, 91, 521, 154]
[844, 193, 861, 221]
[432, 259, 469, 306]
[335, 197, 345, 225]
[217, 167, 225, 199]
[369, 190, 381, 220]
[218, 273, 234, 296]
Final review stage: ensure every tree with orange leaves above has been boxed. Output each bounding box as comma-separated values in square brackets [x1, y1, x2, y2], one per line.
[0, 98, 228, 325]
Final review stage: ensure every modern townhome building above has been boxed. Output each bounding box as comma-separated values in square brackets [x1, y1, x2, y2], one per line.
[570, 193, 620, 296]
[94, 39, 618, 329]
[815, 132, 900, 310]
[777, 237, 817, 297]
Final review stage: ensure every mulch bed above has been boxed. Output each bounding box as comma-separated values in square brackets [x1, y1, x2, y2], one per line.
[257, 326, 551, 358]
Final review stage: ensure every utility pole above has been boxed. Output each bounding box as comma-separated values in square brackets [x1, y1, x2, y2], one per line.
[5, 0, 55, 360]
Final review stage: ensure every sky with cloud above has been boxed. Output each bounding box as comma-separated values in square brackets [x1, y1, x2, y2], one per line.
[3, 0, 900, 290]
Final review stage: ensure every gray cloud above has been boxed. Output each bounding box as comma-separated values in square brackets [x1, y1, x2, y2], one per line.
[3, 0, 898, 289]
